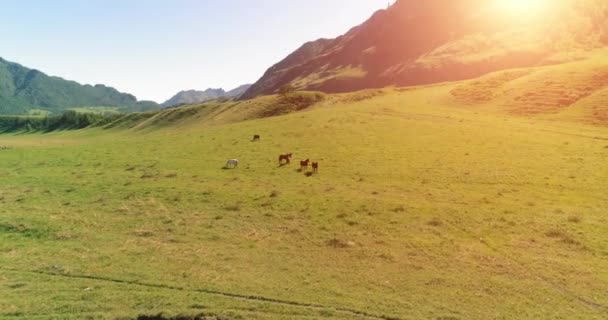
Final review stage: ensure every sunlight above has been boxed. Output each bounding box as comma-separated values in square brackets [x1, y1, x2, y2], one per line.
[493, 0, 551, 17]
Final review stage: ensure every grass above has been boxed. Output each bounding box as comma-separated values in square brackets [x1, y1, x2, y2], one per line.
[291, 65, 368, 89]
[449, 48, 608, 124]
[27, 109, 52, 116]
[69, 106, 122, 115]
[0, 56, 607, 319]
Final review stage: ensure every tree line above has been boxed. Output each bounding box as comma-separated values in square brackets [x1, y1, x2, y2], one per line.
[0, 111, 120, 133]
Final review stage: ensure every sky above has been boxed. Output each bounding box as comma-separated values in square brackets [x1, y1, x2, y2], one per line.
[0, 1, 391, 103]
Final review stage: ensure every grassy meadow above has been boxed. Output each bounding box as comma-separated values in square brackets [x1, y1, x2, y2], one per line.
[1, 58, 608, 319]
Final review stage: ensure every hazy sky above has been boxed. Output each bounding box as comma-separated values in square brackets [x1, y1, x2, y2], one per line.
[0, 1, 391, 103]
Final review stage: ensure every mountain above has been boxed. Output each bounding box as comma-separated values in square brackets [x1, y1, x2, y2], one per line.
[241, 0, 608, 99]
[162, 84, 251, 107]
[225, 84, 252, 98]
[162, 89, 226, 107]
[0, 57, 160, 115]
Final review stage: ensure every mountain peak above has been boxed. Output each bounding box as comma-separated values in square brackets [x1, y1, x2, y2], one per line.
[162, 84, 252, 107]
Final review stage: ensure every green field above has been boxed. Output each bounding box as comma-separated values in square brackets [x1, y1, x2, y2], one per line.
[68, 107, 121, 115]
[1, 58, 608, 319]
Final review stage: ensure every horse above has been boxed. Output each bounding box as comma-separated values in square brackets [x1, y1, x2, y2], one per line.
[278, 153, 292, 165]
[225, 159, 239, 169]
[300, 159, 310, 170]
[312, 162, 319, 173]
[252, 134, 260, 141]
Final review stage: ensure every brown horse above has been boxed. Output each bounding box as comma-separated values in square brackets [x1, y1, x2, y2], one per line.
[252, 134, 260, 141]
[279, 153, 292, 164]
[312, 162, 319, 173]
[300, 159, 310, 170]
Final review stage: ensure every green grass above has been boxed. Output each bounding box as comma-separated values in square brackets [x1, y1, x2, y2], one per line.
[69, 107, 121, 115]
[0, 66, 607, 319]
[449, 48, 608, 125]
[27, 109, 52, 117]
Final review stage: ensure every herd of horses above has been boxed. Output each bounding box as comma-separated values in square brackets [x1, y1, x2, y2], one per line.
[224, 135, 319, 174]
[279, 155, 318, 173]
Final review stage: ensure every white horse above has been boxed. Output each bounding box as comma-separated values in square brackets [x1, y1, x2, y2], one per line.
[225, 159, 239, 168]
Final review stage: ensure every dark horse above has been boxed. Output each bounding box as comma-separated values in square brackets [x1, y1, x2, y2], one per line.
[300, 159, 310, 170]
[312, 162, 319, 173]
[252, 134, 260, 141]
[278, 153, 292, 165]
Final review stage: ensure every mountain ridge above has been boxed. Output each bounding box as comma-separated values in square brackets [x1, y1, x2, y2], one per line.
[162, 84, 251, 107]
[241, 0, 608, 99]
[0, 57, 160, 115]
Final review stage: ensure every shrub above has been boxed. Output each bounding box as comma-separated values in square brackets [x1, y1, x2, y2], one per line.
[278, 84, 295, 95]
[392, 205, 406, 212]
[428, 218, 443, 227]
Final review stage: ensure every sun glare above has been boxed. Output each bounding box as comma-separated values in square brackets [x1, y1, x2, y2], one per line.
[494, 0, 551, 17]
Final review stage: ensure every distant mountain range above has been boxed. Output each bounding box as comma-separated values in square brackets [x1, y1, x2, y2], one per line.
[241, 0, 608, 99]
[0, 57, 160, 115]
[162, 84, 251, 107]
[0, 56, 252, 114]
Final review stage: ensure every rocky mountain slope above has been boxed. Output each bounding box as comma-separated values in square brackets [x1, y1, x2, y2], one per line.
[242, 0, 608, 99]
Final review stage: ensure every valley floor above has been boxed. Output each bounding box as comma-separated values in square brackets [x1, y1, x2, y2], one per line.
[0, 85, 607, 319]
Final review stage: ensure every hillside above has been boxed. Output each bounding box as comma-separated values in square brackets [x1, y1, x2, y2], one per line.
[0, 57, 160, 115]
[2, 1, 608, 319]
[1, 47, 607, 135]
[241, 0, 608, 99]
[162, 84, 252, 107]
[448, 49, 608, 124]
[1, 68, 607, 319]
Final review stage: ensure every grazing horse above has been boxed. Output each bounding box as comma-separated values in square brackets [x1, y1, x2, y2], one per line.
[225, 159, 239, 168]
[252, 134, 260, 141]
[300, 159, 310, 170]
[278, 153, 292, 165]
[312, 162, 319, 173]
